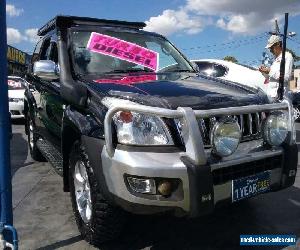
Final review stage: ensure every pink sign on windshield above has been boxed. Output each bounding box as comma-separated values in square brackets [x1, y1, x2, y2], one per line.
[87, 32, 159, 71]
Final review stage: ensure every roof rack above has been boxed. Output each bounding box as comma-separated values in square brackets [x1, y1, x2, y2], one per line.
[37, 15, 146, 36]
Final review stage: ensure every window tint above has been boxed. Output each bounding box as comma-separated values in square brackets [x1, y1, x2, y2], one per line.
[195, 62, 227, 77]
[195, 62, 216, 76]
[31, 39, 43, 64]
[49, 42, 58, 63]
[145, 41, 177, 70]
[214, 64, 227, 77]
[40, 38, 51, 60]
[71, 30, 194, 75]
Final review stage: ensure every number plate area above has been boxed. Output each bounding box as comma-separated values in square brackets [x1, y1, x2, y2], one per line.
[232, 171, 270, 202]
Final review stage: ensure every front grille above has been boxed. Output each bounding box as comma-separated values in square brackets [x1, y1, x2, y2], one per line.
[197, 112, 266, 147]
[212, 155, 283, 185]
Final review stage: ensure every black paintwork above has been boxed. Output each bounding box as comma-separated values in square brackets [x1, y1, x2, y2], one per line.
[38, 15, 146, 36]
[84, 72, 269, 110]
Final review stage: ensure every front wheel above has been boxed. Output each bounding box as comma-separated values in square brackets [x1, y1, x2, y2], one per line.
[69, 141, 127, 246]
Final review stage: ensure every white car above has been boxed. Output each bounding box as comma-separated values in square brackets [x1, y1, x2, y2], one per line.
[191, 59, 268, 93]
[8, 76, 26, 119]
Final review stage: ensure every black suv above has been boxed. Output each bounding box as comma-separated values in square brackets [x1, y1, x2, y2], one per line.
[24, 15, 298, 246]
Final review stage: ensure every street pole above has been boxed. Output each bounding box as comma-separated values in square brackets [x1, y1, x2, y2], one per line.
[278, 13, 289, 100]
[0, 1, 18, 248]
[0, 0, 13, 225]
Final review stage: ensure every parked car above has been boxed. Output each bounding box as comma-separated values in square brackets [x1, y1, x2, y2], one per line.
[8, 76, 26, 119]
[191, 59, 268, 93]
[192, 59, 300, 120]
[24, 15, 297, 246]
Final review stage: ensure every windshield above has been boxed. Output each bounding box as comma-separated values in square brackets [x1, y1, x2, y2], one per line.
[7, 78, 25, 90]
[71, 29, 194, 75]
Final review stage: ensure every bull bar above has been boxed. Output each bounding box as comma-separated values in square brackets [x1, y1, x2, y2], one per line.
[104, 99, 292, 164]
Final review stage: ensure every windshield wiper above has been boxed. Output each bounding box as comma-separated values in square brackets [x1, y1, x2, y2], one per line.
[105, 68, 153, 74]
[166, 69, 195, 73]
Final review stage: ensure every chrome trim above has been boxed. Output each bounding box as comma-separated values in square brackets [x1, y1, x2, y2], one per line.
[255, 112, 261, 133]
[239, 114, 244, 133]
[248, 113, 253, 134]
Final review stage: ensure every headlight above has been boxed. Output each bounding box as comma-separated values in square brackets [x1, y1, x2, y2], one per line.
[113, 111, 174, 145]
[210, 118, 241, 157]
[263, 112, 288, 146]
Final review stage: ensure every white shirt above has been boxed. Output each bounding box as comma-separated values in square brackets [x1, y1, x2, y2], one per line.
[266, 51, 294, 98]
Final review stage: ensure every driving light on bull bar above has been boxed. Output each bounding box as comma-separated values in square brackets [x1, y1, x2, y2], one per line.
[263, 111, 288, 146]
[127, 176, 156, 194]
[113, 111, 174, 145]
[211, 118, 241, 157]
[157, 180, 173, 196]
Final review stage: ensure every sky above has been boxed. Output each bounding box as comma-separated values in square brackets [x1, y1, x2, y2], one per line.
[5, 0, 300, 67]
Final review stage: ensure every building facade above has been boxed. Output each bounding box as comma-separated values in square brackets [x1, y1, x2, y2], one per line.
[7, 45, 31, 76]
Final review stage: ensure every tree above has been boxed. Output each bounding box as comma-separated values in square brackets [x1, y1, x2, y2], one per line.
[223, 56, 238, 63]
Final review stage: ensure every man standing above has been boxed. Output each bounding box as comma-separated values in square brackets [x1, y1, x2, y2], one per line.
[259, 35, 294, 98]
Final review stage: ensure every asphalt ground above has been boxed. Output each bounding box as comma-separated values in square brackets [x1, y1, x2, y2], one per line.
[10, 120, 300, 250]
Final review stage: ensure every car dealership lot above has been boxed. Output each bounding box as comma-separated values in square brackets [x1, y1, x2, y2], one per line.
[11, 122, 300, 250]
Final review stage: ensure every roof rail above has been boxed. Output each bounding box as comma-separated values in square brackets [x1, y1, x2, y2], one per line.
[37, 15, 146, 36]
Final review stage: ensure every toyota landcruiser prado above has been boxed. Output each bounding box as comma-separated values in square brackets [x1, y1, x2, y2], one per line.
[24, 15, 298, 246]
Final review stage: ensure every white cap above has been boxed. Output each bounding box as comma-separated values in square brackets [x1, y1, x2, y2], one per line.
[265, 35, 281, 49]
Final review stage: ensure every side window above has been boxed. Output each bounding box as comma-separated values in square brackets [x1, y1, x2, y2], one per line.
[214, 64, 227, 77]
[31, 39, 43, 64]
[40, 38, 51, 60]
[49, 42, 58, 64]
[196, 62, 216, 76]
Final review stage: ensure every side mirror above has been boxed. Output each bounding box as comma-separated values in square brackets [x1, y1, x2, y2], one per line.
[33, 60, 59, 81]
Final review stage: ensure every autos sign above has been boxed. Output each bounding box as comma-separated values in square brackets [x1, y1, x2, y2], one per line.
[7, 45, 26, 65]
[87, 32, 159, 71]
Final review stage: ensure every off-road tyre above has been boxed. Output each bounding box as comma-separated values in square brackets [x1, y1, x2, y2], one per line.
[69, 141, 127, 246]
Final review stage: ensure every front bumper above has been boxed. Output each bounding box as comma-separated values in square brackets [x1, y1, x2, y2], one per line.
[9, 101, 24, 118]
[86, 99, 297, 217]
[98, 140, 297, 217]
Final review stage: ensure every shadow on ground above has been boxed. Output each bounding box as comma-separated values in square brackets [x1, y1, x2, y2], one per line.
[35, 235, 83, 250]
[108, 186, 300, 250]
[10, 119, 35, 176]
[36, 186, 300, 250]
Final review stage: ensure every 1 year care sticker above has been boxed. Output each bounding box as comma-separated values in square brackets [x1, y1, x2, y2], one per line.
[87, 32, 159, 71]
